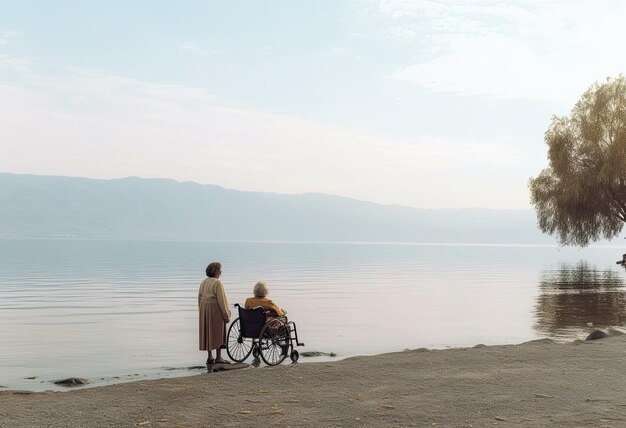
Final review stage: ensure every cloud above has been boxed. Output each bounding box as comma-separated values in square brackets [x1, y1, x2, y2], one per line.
[0, 30, 23, 46]
[0, 58, 531, 208]
[180, 41, 208, 55]
[0, 54, 33, 73]
[367, 1, 626, 103]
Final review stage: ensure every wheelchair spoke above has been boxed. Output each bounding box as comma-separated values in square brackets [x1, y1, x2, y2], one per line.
[226, 318, 253, 362]
[259, 318, 290, 366]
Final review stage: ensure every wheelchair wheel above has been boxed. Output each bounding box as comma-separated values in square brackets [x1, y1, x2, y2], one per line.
[259, 318, 290, 366]
[226, 318, 253, 363]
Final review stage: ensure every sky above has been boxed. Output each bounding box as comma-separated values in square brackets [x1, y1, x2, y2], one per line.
[1, 0, 626, 209]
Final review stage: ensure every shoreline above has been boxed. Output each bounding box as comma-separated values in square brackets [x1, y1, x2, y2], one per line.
[0, 353, 343, 393]
[4, 336, 626, 427]
[0, 338, 573, 393]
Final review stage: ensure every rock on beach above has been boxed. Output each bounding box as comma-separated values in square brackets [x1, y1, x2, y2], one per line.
[586, 330, 609, 340]
[301, 351, 337, 357]
[53, 378, 88, 387]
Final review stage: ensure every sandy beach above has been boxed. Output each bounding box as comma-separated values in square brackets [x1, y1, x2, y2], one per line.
[3, 335, 626, 427]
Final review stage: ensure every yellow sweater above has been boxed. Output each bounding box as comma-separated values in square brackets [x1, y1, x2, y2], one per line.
[244, 296, 286, 317]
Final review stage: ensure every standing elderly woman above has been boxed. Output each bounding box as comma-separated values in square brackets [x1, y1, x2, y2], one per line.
[198, 262, 231, 364]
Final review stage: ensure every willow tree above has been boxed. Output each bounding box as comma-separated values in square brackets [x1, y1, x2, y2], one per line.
[529, 76, 626, 246]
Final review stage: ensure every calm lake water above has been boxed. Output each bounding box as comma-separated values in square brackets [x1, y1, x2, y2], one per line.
[1, 239, 626, 391]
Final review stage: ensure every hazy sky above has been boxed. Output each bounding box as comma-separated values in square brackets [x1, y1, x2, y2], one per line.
[1, 1, 625, 208]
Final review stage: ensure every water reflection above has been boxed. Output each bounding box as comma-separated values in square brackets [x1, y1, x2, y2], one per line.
[534, 261, 626, 339]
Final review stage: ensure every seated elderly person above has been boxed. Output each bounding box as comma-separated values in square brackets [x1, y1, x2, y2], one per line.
[245, 281, 286, 318]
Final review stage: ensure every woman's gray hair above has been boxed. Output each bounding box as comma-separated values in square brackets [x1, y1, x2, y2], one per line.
[253, 281, 269, 298]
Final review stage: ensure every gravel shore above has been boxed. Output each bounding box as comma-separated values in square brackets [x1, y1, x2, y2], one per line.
[3, 336, 626, 427]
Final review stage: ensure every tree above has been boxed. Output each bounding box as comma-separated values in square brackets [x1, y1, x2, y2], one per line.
[529, 75, 626, 246]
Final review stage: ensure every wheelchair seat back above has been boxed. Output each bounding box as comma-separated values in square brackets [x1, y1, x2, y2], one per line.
[238, 305, 266, 338]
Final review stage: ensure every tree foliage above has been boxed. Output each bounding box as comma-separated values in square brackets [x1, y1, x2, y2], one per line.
[529, 76, 626, 246]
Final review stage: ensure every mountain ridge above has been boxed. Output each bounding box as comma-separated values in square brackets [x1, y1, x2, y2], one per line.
[0, 172, 552, 243]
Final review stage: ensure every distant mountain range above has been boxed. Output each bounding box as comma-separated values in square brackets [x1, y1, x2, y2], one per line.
[0, 172, 556, 244]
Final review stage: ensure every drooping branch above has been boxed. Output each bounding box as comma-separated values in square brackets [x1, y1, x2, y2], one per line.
[529, 75, 626, 246]
[606, 185, 626, 222]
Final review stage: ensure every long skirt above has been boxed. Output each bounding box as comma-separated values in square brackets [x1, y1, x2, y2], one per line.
[199, 299, 226, 351]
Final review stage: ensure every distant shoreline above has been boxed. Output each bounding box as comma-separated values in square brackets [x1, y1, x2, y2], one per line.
[3, 336, 626, 426]
[0, 236, 611, 247]
[4, 236, 626, 249]
[0, 173, 554, 244]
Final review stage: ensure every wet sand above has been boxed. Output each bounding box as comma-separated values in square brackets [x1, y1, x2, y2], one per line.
[2, 336, 626, 427]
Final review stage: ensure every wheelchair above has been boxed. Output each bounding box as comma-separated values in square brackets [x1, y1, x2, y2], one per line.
[226, 303, 305, 366]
